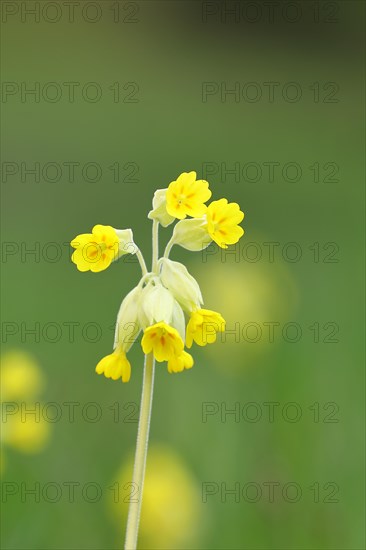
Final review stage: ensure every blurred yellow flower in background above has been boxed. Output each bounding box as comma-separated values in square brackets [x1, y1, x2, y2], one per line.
[2, 414, 50, 454]
[112, 445, 203, 549]
[1, 351, 51, 468]
[1, 351, 44, 402]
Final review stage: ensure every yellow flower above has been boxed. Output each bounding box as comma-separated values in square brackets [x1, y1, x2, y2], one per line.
[206, 198, 244, 249]
[166, 171, 211, 220]
[95, 350, 131, 382]
[186, 309, 226, 348]
[167, 350, 194, 373]
[141, 322, 184, 362]
[71, 225, 129, 273]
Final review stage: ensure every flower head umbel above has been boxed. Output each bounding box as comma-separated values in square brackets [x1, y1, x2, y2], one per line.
[70, 170, 245, 381]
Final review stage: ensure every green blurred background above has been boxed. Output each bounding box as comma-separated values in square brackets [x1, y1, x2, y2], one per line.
[1, 1, 365, 548]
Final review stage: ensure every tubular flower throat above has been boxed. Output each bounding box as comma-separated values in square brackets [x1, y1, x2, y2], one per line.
[142, 322, 184, 362]
[71, 224, 120, 273]
[166, 171, 212, 220]
[206, 199, 244, 249]
[95, 350, 131, 383]
[186, 309, 226, 348]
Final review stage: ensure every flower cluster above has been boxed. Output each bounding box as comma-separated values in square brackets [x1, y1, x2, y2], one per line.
[70, 171, 244, 382]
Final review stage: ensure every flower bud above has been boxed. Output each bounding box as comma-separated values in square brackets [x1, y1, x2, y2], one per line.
[159, 258, 203, 312]
[114, 285, 142, 352]
[148, 189, 175, 227]
[171, 218, 212, 251]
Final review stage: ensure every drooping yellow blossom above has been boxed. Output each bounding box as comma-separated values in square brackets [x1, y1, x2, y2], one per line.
[142, 322, 184, 362]
[95, 350, 131, 382]
[167, 350, 194, 374]
[166, 171, 212, 219]
[186, 309, 226, 348]
[71, 224, 121, 273]
[206, 198, 244, 249]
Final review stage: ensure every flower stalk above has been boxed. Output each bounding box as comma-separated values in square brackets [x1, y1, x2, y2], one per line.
[125, 214, 160, 549]
[124, 352, 155, 550]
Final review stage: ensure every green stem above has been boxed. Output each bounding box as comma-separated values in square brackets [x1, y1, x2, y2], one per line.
[135, 247, 148, 276]
[124, 218, 160, 549]
[124, 353, 155, 550]
[163, 237, 174, 258]
[152, 220, 159, 272]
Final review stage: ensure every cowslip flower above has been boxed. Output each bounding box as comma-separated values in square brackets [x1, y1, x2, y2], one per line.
[71, 224, 135, 273]
[142, 322, 194, 374]
[70, 170, 246, 549]
[166, 171, 211, 219]
[96, 350, 131, 382]
[186, 309, 226, 348]
[96, 285, 142, 383]
[167, 350, 194, 374]
[165, 198, 244, 253]
[141, 322, 184, 362]
[206, 199, 244, 248]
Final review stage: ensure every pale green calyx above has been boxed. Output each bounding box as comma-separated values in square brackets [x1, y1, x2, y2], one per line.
[114, 285, 142, 352]
[114, 228, 136, 255]
[138, 278, 186, 340]
[158, 258, 203, 312]
[170, 217, 212, 252]
[148, 189, 175, 227]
